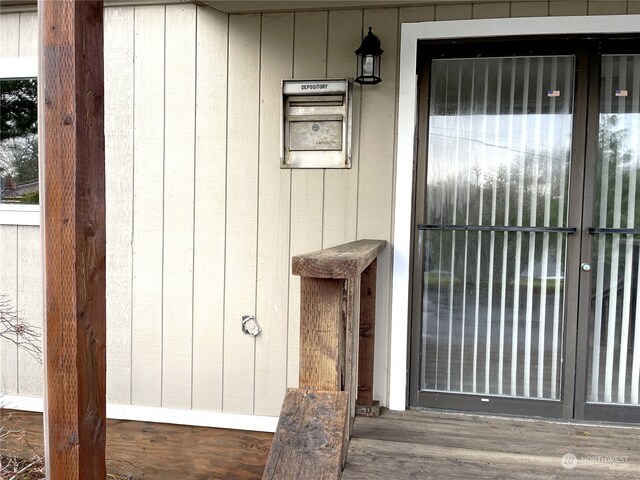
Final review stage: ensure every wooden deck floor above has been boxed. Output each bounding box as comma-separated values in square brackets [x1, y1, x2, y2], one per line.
[4, 408, 639, 479]
[343, 409, 640, 479]
[0, 409, 273, 479]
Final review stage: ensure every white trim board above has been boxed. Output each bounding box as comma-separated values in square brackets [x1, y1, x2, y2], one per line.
[0, 56, 38, 78]
[0, 395, 279, 433]
[0, 205, 40, 226]
[390, 14, 640, 411]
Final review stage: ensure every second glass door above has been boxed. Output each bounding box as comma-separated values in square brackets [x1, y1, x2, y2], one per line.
[578, 52, 640, 422]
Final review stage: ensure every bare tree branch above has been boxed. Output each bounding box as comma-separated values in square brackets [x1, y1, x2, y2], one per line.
[0, 294, 42, 363]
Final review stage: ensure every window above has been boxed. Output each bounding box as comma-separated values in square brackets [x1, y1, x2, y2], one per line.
[0, 56, 39, 226]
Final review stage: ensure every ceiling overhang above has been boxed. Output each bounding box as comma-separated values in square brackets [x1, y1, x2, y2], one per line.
[0, 0, 537, 15]
[201, 0, 511, 14]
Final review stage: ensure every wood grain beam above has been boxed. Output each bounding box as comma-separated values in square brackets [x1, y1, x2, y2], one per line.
[292, 240, 386, 279]
[299, 277, 345, 391]
[40, 0, 106, 478]
[357, 259, 376, 407]
[263, 388, 349, 480]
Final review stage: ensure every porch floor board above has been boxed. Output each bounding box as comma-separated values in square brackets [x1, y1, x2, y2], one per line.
[0, 409, 273, 479]
[343, 409, 640, 479]
[4, 407, 639, 478]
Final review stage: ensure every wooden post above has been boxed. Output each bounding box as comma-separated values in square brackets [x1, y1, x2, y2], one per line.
[299, 277, 345, 391]
[357, 259, 377, 409]
[40, 1, 106, 478]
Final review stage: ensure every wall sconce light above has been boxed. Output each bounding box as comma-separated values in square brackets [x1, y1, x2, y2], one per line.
[355, 27, 383, 85]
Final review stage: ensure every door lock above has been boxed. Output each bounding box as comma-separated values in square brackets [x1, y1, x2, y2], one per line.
[581, 263, 592, 272]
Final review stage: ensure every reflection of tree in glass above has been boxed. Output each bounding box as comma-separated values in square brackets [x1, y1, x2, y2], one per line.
[0, 78, 38, 203]
[1, 79, 37, 139]
[0, 136, 38, 181]
[426, 149, 571, 228]
[590, 114, 639, 293]
[595, 114, 638, 229]
[424, 145, 571, 291]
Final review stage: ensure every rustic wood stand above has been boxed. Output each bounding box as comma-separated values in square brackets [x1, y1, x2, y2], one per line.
[263, 239, 386, 480]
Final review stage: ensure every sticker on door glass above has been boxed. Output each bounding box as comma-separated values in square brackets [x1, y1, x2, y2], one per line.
[547, 90, 561, 97]
[615, 89, 628, 97]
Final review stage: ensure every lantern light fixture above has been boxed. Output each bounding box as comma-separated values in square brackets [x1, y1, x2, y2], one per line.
[355, 26, 383, 85]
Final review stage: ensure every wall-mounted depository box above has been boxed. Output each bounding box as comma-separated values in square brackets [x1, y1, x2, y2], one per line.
[281, 78, 353, 169]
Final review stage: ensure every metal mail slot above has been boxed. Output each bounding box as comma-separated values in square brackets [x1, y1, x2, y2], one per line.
[281, 78, 352, 169]
[289, 95, 344, 107]
[289, 119, 343, 151]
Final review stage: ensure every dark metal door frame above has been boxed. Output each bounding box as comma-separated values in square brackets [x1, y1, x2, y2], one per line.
[574, 40, 640, 423]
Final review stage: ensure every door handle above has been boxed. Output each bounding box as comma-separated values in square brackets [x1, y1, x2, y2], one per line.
[588, 227, 640, 235]
[419, 224, 577, 234]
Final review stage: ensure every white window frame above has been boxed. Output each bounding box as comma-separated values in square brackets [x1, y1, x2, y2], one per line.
[0, 56, 40, 226]
[390, 14, 640, 411]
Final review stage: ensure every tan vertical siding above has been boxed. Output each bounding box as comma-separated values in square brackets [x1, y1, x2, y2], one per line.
[435, 3, 473, 20]
[0, 13, 20, 58]
[1, 0, 638, 419]
[191, 5, 228, 412]
[105, 6, 134, 406]
[0, 226, 19, 395]
[223, 13, 261, 414]
[357, 8, 399, 404]
[473, 2, 511, 18]
[17, 12, 37, 56]
[254, 12, 294, 416]
[286, 11, 329, 389]
[589, 0, 628, 14]
[511, 1, 549, 17]
[323, 10, 362, 249]
[130, 5, 166, 407]
[162, 4, 197, 410]
[16, 227, 42, 396]
[399, 6, 435, 22]
[550, 1, 589, 15]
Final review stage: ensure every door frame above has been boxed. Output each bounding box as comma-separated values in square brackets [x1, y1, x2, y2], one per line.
[389, 14, 640, 412]
[408, 40, 589, 419]
[574, 41, 640, 423]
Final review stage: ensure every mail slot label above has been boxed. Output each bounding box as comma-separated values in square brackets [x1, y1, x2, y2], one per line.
[283, 79, 347, 95]
[302, 83, 328, 90]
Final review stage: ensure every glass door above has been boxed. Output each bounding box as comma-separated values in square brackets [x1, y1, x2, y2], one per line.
[411, 53, 579, 416]
[411, 41, 640, 422]
[576, 52, 640, 422]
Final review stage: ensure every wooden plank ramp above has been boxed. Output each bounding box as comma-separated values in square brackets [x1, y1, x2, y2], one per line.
[343, 409, 640, 479]
[263, 388, 349, 480]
